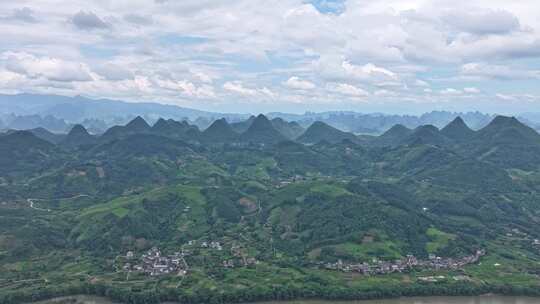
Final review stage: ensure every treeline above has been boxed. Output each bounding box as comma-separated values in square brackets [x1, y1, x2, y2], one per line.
[2, 282, 540, 304]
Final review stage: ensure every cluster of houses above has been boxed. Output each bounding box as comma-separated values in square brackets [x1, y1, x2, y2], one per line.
[504, 228, 540, 250]
[276, 175, 307, 188]
[123, 247, 189, 277]
[223, 244, 259, 268]
[121, 240, 260, 277]
[198, 240, 223, 251]
[323, 250, 486, 275]
[222, 257, 258, 268]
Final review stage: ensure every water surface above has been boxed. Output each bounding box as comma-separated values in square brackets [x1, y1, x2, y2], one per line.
[257, 296, 540, 304]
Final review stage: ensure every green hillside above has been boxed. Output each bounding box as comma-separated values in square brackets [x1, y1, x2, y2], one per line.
[2, 115, 540, 304]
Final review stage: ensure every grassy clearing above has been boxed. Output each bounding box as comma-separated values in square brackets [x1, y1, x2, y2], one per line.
[426, 227, 456, 253]
[179, 159, 229, 179]
[310, 183, 352, 198]
[79, 185, 205, 219]
[333, 241, 403, 261]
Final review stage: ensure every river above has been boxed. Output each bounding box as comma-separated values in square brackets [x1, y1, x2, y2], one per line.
[33, 296, 540, 304]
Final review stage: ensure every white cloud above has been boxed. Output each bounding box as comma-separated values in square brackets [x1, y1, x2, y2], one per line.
[0, 69, 28, 92]
[437, 87, 480, 96]
[326, 83, 369, 97]
[71, 11, 110, 30]
[223, 81, 258, 96]
[442, 8, 521, 35]
[259, 87, 276, 98]
[94, 63, 133, 81]
[496, 93, 516, 101]
[0, 0, 540, 112]
[10, 7, 37, 23]
[415, 79, 430, 87]
[176, 80, 216, 98]
[461, 62, 540, 80]
[464, 87, 481, 94]
[440, 88, 462, 95]
[495, 93, 538, 102]
[223, 81, 274, 98]
[284, 76, 316, 90]
[342, 62, 398, 81]
[2, 51, 93, 82]
[123, 13, 153, 26]
[193, 71, 214, 84]
[374, 89, 397, 97]
[315, 56, 400, 85]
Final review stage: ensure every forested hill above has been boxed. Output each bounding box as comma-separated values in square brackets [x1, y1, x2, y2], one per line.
[2, 114, 540, 304]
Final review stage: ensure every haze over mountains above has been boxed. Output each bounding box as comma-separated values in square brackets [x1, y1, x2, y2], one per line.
[1, 94, 540, 135]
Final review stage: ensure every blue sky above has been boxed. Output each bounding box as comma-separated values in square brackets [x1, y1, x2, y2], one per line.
[0, 0, 539, 114]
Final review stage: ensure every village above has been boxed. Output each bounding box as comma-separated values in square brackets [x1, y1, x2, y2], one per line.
[119, 236, 486, 278]
[119, 240, 259, 277]
[121, 247, 189, 277]
[322, 249, 486, 275]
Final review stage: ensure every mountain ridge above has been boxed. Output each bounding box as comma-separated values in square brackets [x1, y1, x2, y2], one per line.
[3, 94, 540, 136]
[239, 114, 287, 144]
[297, 121, 358, 144]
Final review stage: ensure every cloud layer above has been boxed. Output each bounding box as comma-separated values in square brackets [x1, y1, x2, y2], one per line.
[0, 0, 539, 113]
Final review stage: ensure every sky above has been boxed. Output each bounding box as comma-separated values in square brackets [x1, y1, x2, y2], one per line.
[0, 0, 540, 114]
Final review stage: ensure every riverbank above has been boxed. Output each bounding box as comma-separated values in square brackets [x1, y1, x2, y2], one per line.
[5, 281, 540, 304]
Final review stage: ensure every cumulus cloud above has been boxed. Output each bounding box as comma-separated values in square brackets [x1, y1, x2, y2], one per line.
[71, 11, 109, 30]
[326, 83, 369, 97]
[496, 93, 516, 101]
[495, 93, 538, 102]
[192, 71, 215, 84]
[2, 52, 93, 82]
[414, 79, 430, 87]
[94, 63, 133, 81]
[440, 88, 463, 95]
[448, 34, 540, 60]
[284, 77, 316, 90]
[442, 9, 520, 35]
[438, 87, 481, 96]
[343, 62, 397, 80]
[374, 89, 398, 97]
[11, 7, 37, 23]
[222, 81, 274, 98]
[0, 0, 540, 111]
[223, 81, 258, 96]
[0, 69, 28, 92]
[176, 81, 215, 98]
[178, 81, 215, 98]
[123, 14, 153, 26]
[461, 62, 540, 80]
[464, 87, 481, 94]
[153, 77, 216, 98]
[316, 56, 400, 84]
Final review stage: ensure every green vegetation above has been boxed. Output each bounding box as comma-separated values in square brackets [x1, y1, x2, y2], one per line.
[425, 228, 456, 254]
[2, 114, 540, 304]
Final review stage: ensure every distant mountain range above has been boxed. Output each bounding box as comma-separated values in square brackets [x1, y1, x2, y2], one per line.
[0, 93, 234, 121]
[1, 93, 539, 135]
[8, 112, 539, 159]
